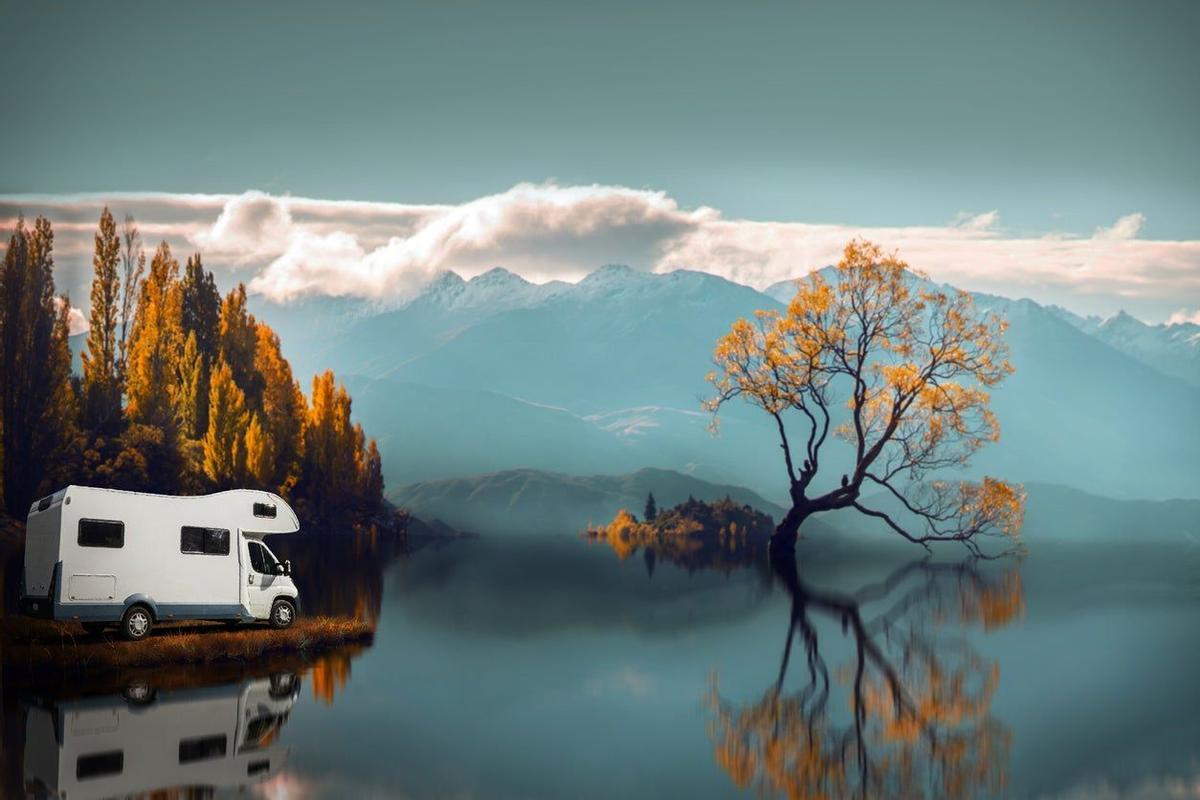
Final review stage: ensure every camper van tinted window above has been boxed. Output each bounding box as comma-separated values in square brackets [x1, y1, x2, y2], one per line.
[78, 519, 124, 548]
[77, 750, 123, 780]
[179, 734, 228, 763]
[253, 501, 277, 518]
[248, 541, 266, 573]
[181, 526, 230, 555]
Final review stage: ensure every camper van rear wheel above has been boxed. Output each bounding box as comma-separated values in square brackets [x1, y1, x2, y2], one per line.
[270, 598, 296, 629]
[121, 605, 154, 641]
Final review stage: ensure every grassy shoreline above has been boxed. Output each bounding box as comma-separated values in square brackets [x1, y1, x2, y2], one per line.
[1, 615, 373, 673]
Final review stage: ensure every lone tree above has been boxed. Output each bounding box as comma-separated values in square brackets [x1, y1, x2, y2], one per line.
[705, 240, 1024, 557]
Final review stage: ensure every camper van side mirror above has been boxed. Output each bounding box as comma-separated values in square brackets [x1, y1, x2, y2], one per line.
[279, 560, 291, 577]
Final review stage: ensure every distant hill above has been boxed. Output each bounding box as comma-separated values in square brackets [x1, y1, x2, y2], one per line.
[252, 264, 1200, 502]
[390, 467, 787, 535]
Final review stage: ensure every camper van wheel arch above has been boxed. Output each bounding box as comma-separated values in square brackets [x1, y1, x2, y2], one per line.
[270, 597, 297, 630]
[121, 604, 154, 641]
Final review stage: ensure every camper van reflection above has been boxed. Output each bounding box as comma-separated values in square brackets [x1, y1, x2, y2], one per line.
[21, 486, 302, 640]
[23, 674, 300, 800]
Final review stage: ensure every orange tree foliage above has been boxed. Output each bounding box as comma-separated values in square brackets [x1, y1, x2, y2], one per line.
[1, 214, 388, 520]
[706, 239, 1024, 554]
[588, 497, 774, 573]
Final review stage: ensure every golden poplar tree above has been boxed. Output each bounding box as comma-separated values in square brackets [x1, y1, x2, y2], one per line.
[255, 322, 306, 489]
[303, 371, 358, 517]
[245, 413, 276, 489]
[203, 359, 249, 488]
[81, 207, 123, 432]
[218, 283, 263, 411]
[178, 331, 206, 439]
[125, 242, 184, 429]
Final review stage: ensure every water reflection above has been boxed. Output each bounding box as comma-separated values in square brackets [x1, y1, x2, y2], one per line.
[18, 672, 300, 799]
[706, 556, 1023, 799]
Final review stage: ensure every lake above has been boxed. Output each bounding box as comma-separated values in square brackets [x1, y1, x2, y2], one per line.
[4, 532, 1199, 799]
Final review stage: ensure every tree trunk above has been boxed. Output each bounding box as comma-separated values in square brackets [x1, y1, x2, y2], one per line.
[769, 504, 812, 559]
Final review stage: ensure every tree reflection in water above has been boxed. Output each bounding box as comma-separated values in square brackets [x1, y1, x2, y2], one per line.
[706, 556, 1024, 799]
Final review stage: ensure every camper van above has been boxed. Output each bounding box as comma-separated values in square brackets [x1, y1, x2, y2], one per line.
[20, 486, 302, 640]
[22, 673, 299, 800]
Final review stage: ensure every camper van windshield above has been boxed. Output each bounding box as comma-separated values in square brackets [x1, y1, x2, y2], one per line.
[248, 541, 281, 574]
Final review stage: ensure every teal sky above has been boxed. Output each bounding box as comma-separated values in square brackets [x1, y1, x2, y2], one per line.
[4, 0, 1199, 239]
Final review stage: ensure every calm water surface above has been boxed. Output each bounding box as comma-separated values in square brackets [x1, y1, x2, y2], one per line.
[4, 533, 1199, 799]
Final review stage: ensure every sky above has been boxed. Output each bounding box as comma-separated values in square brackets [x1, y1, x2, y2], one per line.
[2, 0, 1199, 323]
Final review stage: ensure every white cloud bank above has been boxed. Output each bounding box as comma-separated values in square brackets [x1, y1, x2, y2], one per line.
[3, 183, 1199, 321]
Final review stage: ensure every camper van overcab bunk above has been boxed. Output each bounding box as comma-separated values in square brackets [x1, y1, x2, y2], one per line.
[20, 486, 302, 640]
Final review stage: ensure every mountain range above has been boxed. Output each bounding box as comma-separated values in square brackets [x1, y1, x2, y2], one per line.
[251, 264, 1200, 506]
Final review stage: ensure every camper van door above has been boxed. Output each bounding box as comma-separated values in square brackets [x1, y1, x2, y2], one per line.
[244, 538, 281, 618]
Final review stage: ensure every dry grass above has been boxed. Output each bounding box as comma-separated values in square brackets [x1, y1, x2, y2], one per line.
[1, 615, 373, 672]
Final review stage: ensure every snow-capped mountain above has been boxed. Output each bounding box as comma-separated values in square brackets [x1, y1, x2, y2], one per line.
[251, 265, 1200, 503]
[1048, 307, 1200, 388]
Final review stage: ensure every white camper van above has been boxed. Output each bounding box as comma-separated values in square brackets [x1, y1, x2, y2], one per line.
[23, 673, 299, 800]
[20, 486, 302, 640]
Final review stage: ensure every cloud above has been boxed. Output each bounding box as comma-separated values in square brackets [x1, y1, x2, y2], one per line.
[952, 210, 1001, 231]
[191, 190, 292, 263]
[52, 297, 89, 336]
[3, 186, 1199, 322]
[1166, 308, 1200, 325]
[1094, 212, 1145, 240]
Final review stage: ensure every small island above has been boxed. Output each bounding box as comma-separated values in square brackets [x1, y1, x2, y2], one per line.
[586, 495, 775, 573]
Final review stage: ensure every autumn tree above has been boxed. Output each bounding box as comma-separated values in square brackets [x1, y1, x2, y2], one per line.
[179, 253, 221, 433]
[644, 492, 657, 521]
[360, 439, 384, 508]
[116, 214, 145, 385]
[81, 207, 123, 432]
[218, 283, 263, 412]
[255, 323, 306, 489]
[203, 359, 249, 488]
[706, 240, 1024, 556]
[0, 217, 76, 514]
[177, 331, 207, 439]
[125, 242, 184, 429]
[303, 371, 357, 517]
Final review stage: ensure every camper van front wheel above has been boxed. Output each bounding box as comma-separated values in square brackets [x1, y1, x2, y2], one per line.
[270, 598, 296, 629]
[121, 605, 154, 641]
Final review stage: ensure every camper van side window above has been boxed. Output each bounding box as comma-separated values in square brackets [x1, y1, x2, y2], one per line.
[76, 750, 123, 780]
[253, 501, 277, 518]
[181, 526, 231, 555]
[179, 734, 228, 764]
[78, 519, 124, 549]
